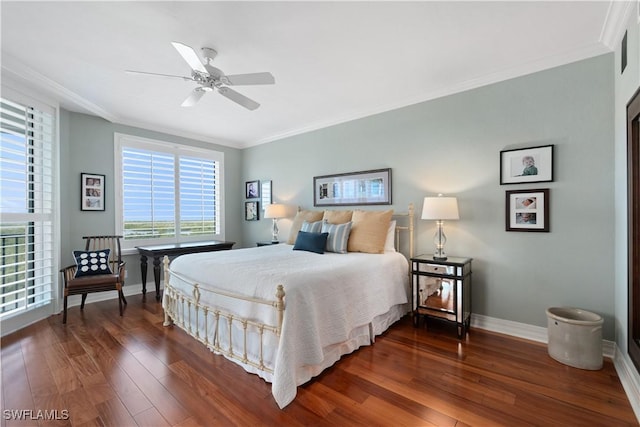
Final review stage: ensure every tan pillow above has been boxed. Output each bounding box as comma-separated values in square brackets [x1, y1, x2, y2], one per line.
[347, 210, 394, 254]
[287, 210, 324, 244]
[322, 210, 353, 224]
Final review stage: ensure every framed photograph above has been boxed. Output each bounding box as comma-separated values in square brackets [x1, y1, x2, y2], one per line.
[246, 180, 260, 199]
[500, 145, 553, 185]
[245, 201, 259, 221]
[261, 180, 272, 211]
[313, 168, 392, 207]
[81, 173, 105, 211]
[506, 189, 549, 232]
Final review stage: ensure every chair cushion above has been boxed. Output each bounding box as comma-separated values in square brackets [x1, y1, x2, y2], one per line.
[73, 249, 113, 278]
[67, 273, 120, 289]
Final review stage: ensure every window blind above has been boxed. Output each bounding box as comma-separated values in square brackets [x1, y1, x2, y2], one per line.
[0, 97, 55, 317]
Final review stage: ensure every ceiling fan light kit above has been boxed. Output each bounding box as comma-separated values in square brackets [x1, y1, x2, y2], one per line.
[128, 41, 274, 110]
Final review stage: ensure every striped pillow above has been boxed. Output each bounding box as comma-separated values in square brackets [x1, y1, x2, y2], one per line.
[301, 220, 323, 233]
[321, 221, 352, 253]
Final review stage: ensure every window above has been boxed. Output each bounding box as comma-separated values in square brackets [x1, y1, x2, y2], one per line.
[114, 133, 224, 250]
[0, 96, 56, 319]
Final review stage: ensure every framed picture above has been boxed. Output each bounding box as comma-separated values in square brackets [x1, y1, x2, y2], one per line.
[81, 173, 105, 211]
[246, 180, 260, 199]
[313, 168, 392, 207]
[261, 180, 272, 211]
[245, 201, 259, 221]
[506, 189, 549, 232]
[500, 145, 553, 185]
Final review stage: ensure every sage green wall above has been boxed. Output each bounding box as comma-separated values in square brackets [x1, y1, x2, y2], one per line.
[59, 111, 243, 288]
[242, 54, 616, 339]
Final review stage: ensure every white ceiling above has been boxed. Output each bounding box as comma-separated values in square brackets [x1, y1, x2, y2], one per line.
[0, 1, 624, 149]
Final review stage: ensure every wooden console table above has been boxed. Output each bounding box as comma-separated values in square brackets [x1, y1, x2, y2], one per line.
[136, 240, 235, 301]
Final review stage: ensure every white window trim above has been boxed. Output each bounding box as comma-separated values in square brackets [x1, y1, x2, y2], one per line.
[114, 132, 225, 253]
[0, 83, 61, 336]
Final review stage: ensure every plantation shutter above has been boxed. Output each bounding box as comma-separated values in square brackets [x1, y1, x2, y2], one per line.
[179, 155, 219, 236]
[121, 147, 176, 240]
[115, 133, 224, 249]
[0, 97, 55, 317]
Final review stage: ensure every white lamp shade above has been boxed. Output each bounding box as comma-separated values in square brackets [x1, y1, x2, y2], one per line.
[421, 196, 459, 220]
[264, 203, 290, 219]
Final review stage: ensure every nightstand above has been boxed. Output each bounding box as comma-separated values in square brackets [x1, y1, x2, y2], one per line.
[411, 254, 472, 338]
[257, 241, 279, 247]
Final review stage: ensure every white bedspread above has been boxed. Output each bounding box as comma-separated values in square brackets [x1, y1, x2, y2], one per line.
[165, 244, 409, 408]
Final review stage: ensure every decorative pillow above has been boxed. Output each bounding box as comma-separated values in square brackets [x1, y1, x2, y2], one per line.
[347, 209, 394, 254]
[322, 210, 353, 224]
[321, 221, 352, 254]
[287, 210, 324, 244]
[384, 220, 397, 252]
[301, 220, 323, 233]
[293, 231, 329, 254]
[73, 249, 112, 278]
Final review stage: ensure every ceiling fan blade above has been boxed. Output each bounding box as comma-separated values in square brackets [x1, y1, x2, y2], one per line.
[225, 72, 275, 86]
[218, 87, 260, 111]
[171, 42, 207, 74]
[181, 88, 207, 107]
[126, 70, 193, 81]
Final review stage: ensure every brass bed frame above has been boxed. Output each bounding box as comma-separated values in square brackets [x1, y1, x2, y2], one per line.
[161, 203, 414, 375]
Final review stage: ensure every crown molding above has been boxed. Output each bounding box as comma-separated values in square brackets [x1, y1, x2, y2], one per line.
[600, 0, 635, 49]
[112, 117, 243, 149]
[1, 53, 118, 123]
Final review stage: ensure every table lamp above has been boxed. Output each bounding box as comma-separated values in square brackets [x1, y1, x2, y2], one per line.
[421, 194, 459, 260]
[264, 203, 291, 243]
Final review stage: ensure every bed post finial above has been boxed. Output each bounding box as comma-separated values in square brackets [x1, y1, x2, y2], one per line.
[408, 202, 414, 259]
[275, 284, 285, 333]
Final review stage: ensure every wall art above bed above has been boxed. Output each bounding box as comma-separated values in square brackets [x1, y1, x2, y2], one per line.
[313, 168, 392, 207]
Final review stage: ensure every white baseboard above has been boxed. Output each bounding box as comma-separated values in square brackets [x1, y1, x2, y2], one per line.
[470, 313, 616, 358]
[471, 313, 639, 423]
[613, 348, 640, 421]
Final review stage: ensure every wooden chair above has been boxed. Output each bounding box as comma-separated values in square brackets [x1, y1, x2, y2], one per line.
[60, 235, 127, 323]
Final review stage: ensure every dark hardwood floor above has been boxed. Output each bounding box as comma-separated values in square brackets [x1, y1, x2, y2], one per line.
[1, 294, 637, 426]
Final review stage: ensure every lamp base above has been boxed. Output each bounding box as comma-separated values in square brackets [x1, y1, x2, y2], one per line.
[433, 255, 448, 261]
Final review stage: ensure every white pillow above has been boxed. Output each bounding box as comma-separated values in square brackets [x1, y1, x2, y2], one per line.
[384, 220, 397, 252]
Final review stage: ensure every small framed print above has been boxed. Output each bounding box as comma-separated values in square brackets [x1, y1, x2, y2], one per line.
[506, 189, 549, 232]
[261, 180, 272, 211]
[500, 145, 553, 185]
[245, 201, 259, 221]
[246, 180, 260, 199]
[81, 173, 105, 211]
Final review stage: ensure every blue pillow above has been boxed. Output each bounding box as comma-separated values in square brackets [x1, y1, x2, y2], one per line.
[73, 249, 112, 278]
[322, 221, 352, 253]
[293, 231, 329, 254]
[300, 220, 323, 233]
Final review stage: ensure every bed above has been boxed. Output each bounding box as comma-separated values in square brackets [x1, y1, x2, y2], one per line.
[161, 205, 414, 408]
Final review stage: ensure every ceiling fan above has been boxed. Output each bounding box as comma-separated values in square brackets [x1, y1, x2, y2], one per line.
[126, 42, 275, 110]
